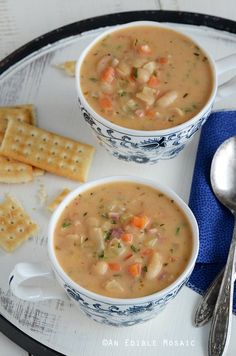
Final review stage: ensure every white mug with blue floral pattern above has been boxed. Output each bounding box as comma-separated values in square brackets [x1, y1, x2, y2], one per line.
[76, 21, 236, 164]
[9, 176, 199, 327]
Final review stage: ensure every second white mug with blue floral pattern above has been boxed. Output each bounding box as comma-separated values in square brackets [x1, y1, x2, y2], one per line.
[76, 21, 236, 164]
[8, 176, 199, 327]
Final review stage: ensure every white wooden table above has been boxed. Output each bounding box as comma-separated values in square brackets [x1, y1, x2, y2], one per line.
[0, 1, 236, 355]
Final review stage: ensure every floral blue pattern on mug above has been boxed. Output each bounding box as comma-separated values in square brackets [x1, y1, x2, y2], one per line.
[78, 99, 212, 164]
[64, 278, 188, 327]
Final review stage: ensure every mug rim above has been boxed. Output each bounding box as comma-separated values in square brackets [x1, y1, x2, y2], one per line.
[75, 20, 217, 136]
[48, 175, 199, 305]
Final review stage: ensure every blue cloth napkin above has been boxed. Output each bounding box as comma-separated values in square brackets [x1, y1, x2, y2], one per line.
[187, 110, 236, 313]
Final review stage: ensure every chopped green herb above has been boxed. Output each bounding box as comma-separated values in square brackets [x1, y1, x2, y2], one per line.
[142, 265, 148, 272]
[134, 38, 138, 46]
[117, 242, 122, 248]
[111, 220, 117, 224]
[55, 246, 61, 250]
[61, 220, 71, 228]
[163, 263, 169, 267]
[183, 93, 189, 98]
[133, 67, 138, 79]
[98, 250, 104, 259]
[104, 230, 112, 241]
[175, 226, 181, 235]
[89, 77, 98, 82]
[101, 212, 108, 218]
[160, 223, 165, 227]
[83, 212, 88, 217]
[193, 52, 200, 56]
[118, 90, 127, 97]
[170, 248, 174, 253]
[158, 193, 164, 197]
[130, 245, 139, 253]
[113, 273, 121, 277]
[84, 237, 89, 242]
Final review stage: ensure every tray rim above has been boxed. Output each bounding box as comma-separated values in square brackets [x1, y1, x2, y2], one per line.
[0, 9, 236, 356]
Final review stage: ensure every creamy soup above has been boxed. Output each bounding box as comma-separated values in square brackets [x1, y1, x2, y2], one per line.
[80, 26, 213, 131]
[54, 182, 193, 298]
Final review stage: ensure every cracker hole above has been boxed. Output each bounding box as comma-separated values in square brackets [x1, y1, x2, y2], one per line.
[54, 141, 59, 146]
[9, 236, 15, 240]
[10, 221, 14, 225]
[18, 227, 24, 233]
[15, 138, 20, 143]
[0, 227, 5, 232]
[66, 144, 72, 150]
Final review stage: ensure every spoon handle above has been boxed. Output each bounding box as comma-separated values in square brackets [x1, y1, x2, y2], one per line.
[194, 268, 224, 327]
[208, 220, 236, 356]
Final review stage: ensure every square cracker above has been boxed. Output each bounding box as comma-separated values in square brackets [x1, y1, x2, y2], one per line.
[0, 156, 33, 183]
[0, 104, 36, 143]
[0, 195, 38, 252]
[0, 119, 95, 182]
[47, 188, 71, 212]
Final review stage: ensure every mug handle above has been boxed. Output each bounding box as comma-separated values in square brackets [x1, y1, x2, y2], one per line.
[215, 54, 236, 100]
[9, 262, 68, 302]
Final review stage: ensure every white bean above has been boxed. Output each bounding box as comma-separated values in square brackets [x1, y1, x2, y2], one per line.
[146, 252, 162, 280]
[96, 54, 112, 75]
[92, 261, 108, 275]
[136, 68, 151, 83]
[89, 227, 104, 251]
[156, 90, 178, 108]
[105, 279, 124, 292]
[116, 61, 131, 77]
[143, 61, 157, 74]
[136, 86, 156, 106]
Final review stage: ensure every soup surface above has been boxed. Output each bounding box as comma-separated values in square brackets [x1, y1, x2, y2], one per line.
[54, 182, 193, 298]
[80, 26, 213, 131]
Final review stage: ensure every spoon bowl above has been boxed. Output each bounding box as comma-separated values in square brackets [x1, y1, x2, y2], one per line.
[211, 136, 236, 212]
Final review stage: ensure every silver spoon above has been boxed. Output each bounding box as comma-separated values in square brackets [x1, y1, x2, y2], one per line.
[208, 136, 236, 356]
